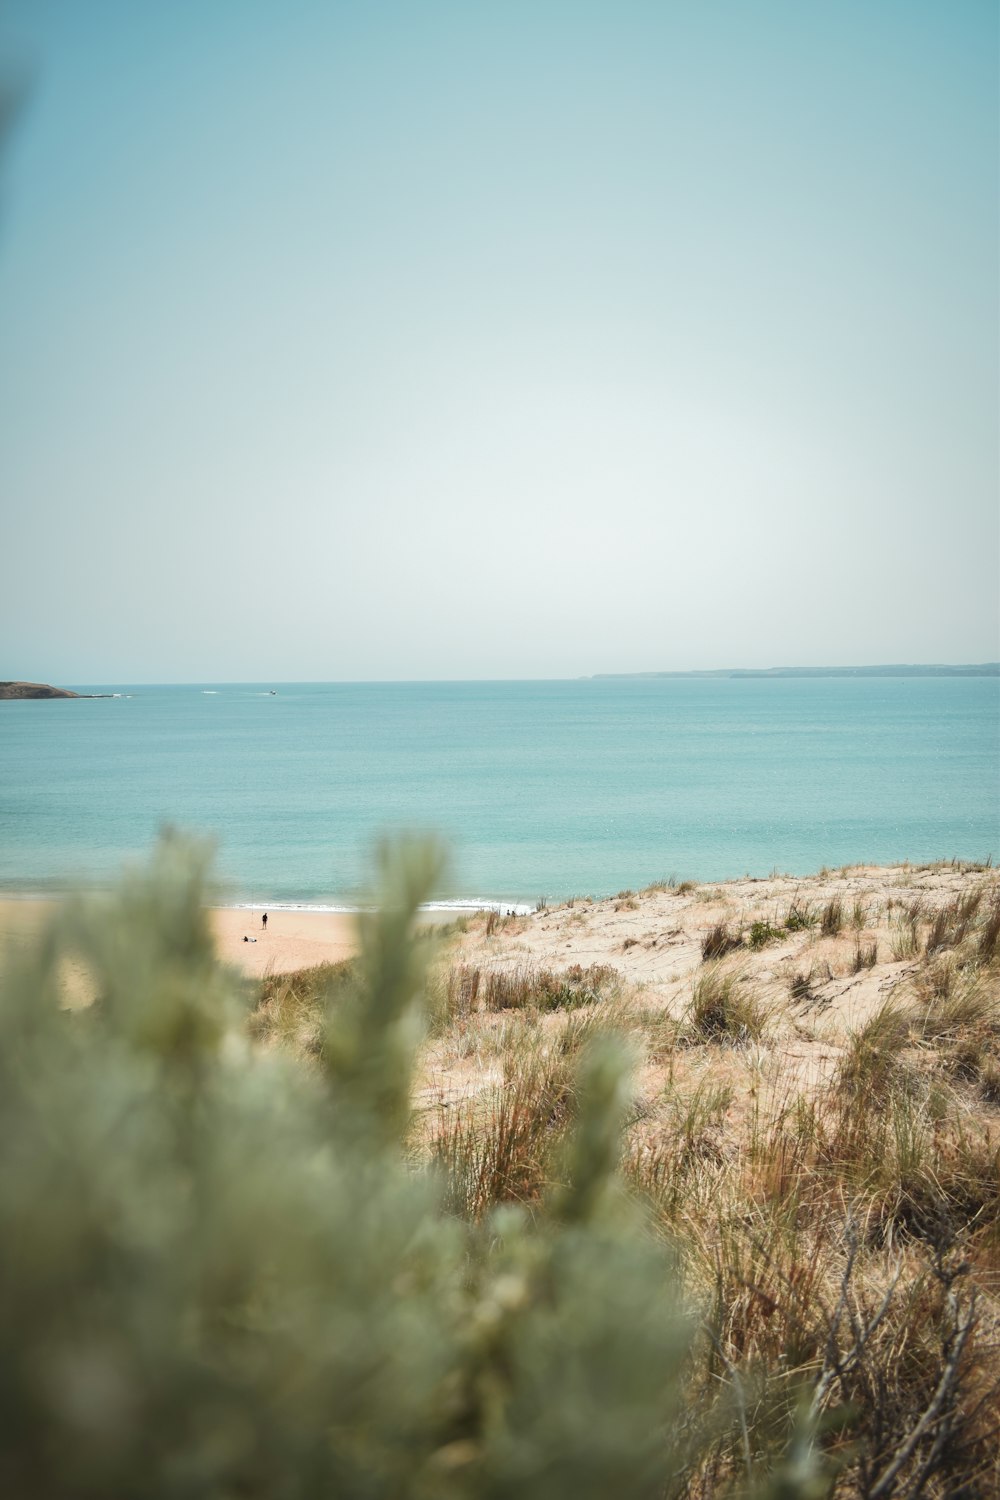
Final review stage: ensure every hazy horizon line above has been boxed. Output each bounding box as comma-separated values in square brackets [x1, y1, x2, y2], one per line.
[17, 659, 998, 689]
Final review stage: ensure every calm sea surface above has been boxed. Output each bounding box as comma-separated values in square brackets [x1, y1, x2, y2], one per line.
[1, 679, 997, 906]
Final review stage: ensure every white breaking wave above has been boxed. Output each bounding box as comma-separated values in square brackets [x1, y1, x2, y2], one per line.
[223, 898, 537, 916]
[421, 899, 536, 915]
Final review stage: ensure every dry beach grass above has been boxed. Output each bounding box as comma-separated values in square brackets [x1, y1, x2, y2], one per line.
[242, 858, 1000, 1496]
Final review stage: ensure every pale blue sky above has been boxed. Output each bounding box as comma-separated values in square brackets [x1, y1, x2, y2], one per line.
[1, 1, 997, 682]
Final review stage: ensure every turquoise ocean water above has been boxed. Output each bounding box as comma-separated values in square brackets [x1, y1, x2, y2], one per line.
[1, 678, 997, 907]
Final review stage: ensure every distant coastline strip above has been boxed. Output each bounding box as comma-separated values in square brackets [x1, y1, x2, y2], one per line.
[589, 663, 1000, 680]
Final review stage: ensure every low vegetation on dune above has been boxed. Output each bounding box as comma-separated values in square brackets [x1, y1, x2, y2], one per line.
[439, 959, 621, 1023]
[3, 843, 999, 1497]
[411, 864, 1000, 1497]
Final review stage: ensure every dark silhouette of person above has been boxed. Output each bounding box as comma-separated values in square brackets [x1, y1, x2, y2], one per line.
[262, 912, 268, 931]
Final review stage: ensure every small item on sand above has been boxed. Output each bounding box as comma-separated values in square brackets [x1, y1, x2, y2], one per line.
[243, 935, 257, 944]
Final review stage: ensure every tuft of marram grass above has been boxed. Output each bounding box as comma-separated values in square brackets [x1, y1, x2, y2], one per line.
[250, 957, 355, 1054]
[701, 920, 743, 961]
[978, 894, 1000, 963]
[819, 896, 844, 937]
[852, 936, 878, 972]
[686, 963, 767, 1043]
[836, 1002, 912, 1101]
[890, 912, 922, 960]
[789, 969, 816, 1004]
[430, 1033, 579, 1220]
[911, 974, 1000, 1044]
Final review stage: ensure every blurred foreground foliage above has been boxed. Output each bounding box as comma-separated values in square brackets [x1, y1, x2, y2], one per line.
[0, 834, 830, 1499]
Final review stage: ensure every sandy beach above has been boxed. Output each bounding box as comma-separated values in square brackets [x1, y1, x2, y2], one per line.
[209, 907, 358, 977]
[0, 897, 359, 980]
[0, 898, 62, 965]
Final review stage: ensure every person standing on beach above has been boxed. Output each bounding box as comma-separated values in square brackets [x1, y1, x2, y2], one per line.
[262, 912, 267, 931]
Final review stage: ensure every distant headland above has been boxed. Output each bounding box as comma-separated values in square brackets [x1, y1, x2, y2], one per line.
[0, 681, 110, 700]
[589, 663, 1000, 680]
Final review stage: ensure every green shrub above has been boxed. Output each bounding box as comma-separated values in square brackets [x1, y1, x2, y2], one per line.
[0, 834, 754, 1499]
[748, 919, 784, 951]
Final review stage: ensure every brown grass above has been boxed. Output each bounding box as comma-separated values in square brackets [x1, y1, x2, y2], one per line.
[248, 958, 355, 1054]
[820, 897, 845, 937]
[253, 865, 1000, 1495]
[852, 936, 878, 972]
[442, 961, 620, 1022]
[429, 1031, 580, 1220]
[702, 921, 743, 961]
[687, 964, 767, 1044]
